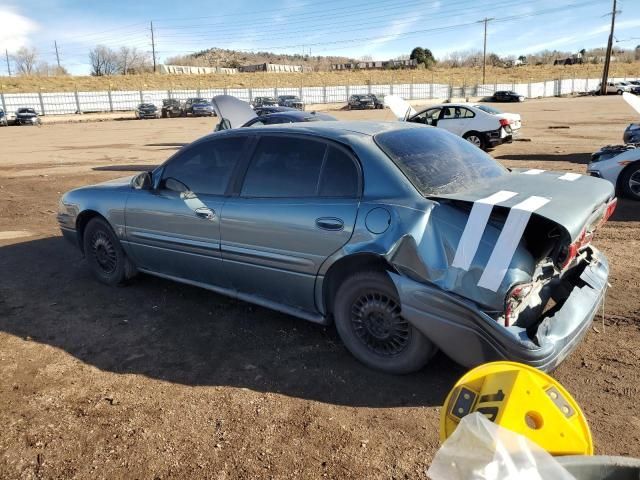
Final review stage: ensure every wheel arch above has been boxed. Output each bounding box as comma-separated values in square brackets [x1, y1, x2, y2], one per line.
[76, 210, 108, 254]
[321, 252, 397, 320]
[616, 160, 640, 197]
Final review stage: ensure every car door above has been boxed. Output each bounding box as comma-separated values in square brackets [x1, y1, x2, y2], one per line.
[220, 134, 361, 313]
[437, 106, 473, 136]
[409, 107, 441, 126]
[125, 136, 249, 287]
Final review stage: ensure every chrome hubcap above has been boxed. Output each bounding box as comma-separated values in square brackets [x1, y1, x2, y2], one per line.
[467, 135, 482, 147]
[351, 292, 410, 356]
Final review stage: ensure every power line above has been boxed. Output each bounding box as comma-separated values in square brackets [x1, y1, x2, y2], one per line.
[54, 41, 61, 69]
[600, 0, 619, 94]
[5, 49, 11, 76]
[151, 21, 157, 73]
[479, 17, 494, 85]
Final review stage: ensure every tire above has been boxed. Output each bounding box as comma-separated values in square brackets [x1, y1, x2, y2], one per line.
[463, 131, 486, 150]
[617, 90, 624, 95]
[619, 162, 640, 201]
[161, 111, 167, 118]
[333, 271, 436, 374]
[83, 217, 136, 286]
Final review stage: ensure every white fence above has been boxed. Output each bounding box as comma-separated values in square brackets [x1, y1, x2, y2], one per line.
[1, 77, 637, 116]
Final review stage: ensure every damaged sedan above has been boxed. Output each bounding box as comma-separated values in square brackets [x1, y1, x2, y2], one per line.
[58, 122, 615, 374]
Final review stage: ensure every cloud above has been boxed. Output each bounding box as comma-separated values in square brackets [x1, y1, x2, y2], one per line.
[366, 14, 424, 51]
[0, 7, 38, 52]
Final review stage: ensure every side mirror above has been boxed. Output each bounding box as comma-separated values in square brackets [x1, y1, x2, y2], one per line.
[132, 171, 153, 190]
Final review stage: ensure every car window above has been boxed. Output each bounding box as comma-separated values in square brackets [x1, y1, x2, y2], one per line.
[476, 105, 502, 115]
[459, 108, 475, 118]
[441, 107, 466, 120]
[375, 128, 508, 196]
[263, 116, 292, 125]
[410, 108, 440, 125]
[241, 136, 327, 197]
[161, 137, 246, 195]
[318, 147, 359, 197]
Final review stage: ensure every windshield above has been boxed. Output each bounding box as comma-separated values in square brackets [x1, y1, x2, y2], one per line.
[193, 98, 208, 103]
[18, 108, 36, 114]
[140, 104, 155, 108]
[476, 105, 502, 115]
[280, 96, 298, 100]
[374, 127, 508, 196]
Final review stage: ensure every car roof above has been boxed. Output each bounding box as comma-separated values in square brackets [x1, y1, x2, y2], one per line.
[259, 111, 331, 119]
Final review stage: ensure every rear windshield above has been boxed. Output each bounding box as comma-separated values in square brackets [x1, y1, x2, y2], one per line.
[476, 105, 502, 114]
[374, 127, 508, 195]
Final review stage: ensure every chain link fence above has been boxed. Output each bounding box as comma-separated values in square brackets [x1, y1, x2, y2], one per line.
[0, 76, 637, 117]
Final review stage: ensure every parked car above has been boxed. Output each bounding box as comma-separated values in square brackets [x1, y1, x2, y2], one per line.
[0, 108, 7, 127]
[277, 95, 304, 110]
[161, 99, 182, 118]
[251, 96, 279, 108]
[12, 107, 41, 126]
[252, 106, 297, 117]
[58, 121, 615, 374]
[369, 94, 385, 109]
[182, 98, 215, 117]
[623, 123, 640, 144]
[597, 82, 632, 95]
[134, 103, 159, 119]
[492, 91, 525, 102]
[386, 97, 521, 150]
[589, 144, 640, 200]
[347, 94, 375, 110]
[212, 95, 334, 130]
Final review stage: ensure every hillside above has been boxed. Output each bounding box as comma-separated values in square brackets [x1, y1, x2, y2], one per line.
[1, 63, 640, 94]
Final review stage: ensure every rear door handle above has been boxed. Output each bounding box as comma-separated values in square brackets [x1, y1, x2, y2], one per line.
[195, 207, 216, 220]
[316, 217, 344, 231]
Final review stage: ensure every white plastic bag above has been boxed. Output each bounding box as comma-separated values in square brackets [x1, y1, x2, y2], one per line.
[428, 413, 575, 480]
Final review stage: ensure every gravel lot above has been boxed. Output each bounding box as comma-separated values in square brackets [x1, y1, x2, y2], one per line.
[1, 95, 639, 479]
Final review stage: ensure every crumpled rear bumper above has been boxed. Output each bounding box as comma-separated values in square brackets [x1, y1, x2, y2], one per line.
[391, 248, 609, 372]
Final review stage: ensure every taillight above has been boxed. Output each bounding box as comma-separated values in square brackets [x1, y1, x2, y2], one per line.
[602, 198, 617, 224]
[504, 283, 533, 327]
[499, 118, 511, 127]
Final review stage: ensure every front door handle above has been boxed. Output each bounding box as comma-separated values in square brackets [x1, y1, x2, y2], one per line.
[195, 207, 216, 220]
[316, 217, 344, 231]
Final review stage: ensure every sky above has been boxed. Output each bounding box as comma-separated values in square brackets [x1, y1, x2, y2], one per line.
[1, 0, 639, 75]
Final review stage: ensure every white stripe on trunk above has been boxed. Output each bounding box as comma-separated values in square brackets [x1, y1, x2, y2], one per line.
[477, 196, 551, 292]
[558, 172, 581, 181]
[451, 190, 518, 271]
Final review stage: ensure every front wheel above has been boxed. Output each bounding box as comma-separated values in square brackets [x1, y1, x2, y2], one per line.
[83, 217, 136, 286]
[463, 131, 486, 150]
[620, 162, 640, 201]
[333, 271, 436, 374]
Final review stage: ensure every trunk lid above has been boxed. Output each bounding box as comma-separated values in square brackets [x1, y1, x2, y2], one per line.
[384, 95, 417, 121]
[211, 95, 257, 130]
[434, 170, 615, 241]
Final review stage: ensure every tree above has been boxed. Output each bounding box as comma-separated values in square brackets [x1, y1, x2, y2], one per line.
[118, 46, 150, 74]
[89, 45, 119, 76]
[410, 47, 436, 68]
[487, 53, 502, 67]
[518, 55, 527, 63]
[12, 47, 38, 75]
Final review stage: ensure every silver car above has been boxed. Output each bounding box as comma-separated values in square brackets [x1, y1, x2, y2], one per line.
[58, 122, 615, 373]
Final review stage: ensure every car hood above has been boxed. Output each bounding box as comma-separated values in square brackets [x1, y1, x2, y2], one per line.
[433, 170, 615, 241]
[17, 112, 37, 117]
[212, 95, 257, 129]
[384, 95, 417, 121]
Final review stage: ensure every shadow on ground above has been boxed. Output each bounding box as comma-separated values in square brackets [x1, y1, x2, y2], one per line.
[93, 165, 159, 172]
[495, 152, 592, 165]
[0, 237, 462, 408]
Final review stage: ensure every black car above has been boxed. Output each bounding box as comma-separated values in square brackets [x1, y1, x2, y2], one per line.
[347, 94, 375, 110]
[161, 99, 182, 118]
[182, 98, 214, 117]
[251, 96, 279, 108]
[135, 103, 159, 119]
[13, 107, 41, 125]
[253, 106, 297, 116]
[277, 95, 305, 110]
[369, 94, 385, 109]
[623, 123, 640, 144]
[492, 91, 525, 102]
[0, 108, 7, 127]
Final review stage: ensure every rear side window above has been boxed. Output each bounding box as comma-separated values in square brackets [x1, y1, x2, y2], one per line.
[241, 137, 359, 198]
[161, 137, 246, 195]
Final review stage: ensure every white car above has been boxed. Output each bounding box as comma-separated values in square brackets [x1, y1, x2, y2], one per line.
[598, 82, 632, 95]
[588, 93, 640, 201]
[384, 97, 521, 150]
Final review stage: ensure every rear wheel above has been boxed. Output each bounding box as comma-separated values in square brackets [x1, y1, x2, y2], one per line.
[83, 217, 136, 286]
[333, 271, 436, 374]
[463, 131, 486, 150]
[620, 162, 640, 201]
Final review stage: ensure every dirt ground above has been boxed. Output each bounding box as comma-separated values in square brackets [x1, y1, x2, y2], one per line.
[0, 96, 639, 479]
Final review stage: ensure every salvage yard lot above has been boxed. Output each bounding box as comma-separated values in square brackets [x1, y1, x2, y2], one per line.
[1, 96, 639, 479]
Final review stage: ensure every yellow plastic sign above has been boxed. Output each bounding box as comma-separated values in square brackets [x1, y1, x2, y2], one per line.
[441, 361, 593, 456]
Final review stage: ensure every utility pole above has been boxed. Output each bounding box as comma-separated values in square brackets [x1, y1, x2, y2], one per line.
[5, 49, 11, 76]
[479, 17, 494, 85]
[54, 41, 61, 69]
[600, 0, 619, 95]
[150, 21, 157, 73]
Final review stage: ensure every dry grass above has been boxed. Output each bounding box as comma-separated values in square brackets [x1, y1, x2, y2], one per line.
[1, 63, 640, 93]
